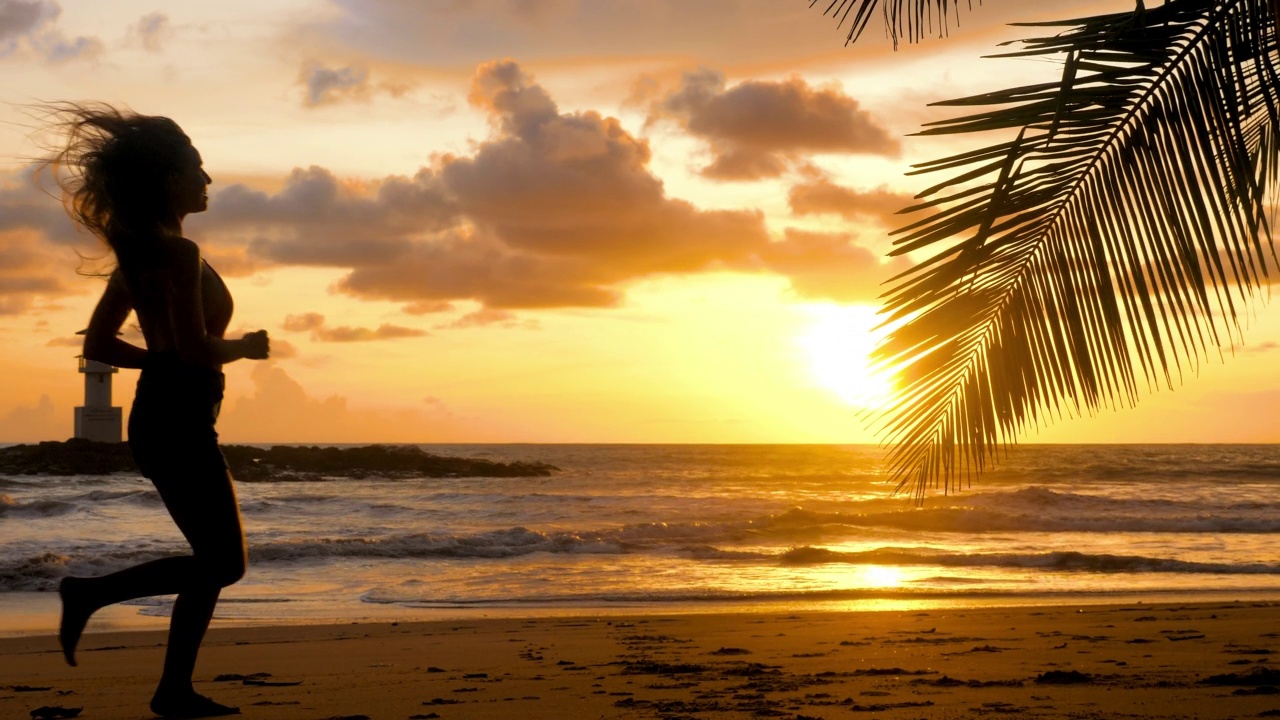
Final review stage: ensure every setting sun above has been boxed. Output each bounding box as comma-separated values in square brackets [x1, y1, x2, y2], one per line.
[797, 304, 895, 409]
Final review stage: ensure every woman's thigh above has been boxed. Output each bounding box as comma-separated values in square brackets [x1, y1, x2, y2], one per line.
[150, 459, 246, 563]
[133, 421, 246, 571]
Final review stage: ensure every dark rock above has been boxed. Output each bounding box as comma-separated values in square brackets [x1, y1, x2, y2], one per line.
[0, 440, 557, 480]
[620, 661, 708, 675]
[29, 708, 82, 720]
[1201, 667, 1280, 686]
[849, 700, 934, 712]
[1034, 670, 1094, 685]
[0, 439, 135, 475]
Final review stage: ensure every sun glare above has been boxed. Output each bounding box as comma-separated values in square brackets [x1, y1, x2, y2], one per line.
[797, 305, 896, 409]
[863, 565, 904, 589]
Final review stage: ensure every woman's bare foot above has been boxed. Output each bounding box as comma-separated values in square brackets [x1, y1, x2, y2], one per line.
[58, 577, 94, 667]
[149, 688, 240, 718]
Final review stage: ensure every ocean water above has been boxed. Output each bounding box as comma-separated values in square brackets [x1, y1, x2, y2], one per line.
[3, 444, 1280, 633]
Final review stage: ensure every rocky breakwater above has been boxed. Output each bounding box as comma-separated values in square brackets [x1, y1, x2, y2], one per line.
[0, 439, 557, 480]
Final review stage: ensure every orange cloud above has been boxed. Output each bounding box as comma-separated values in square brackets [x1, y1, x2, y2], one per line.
[195, 61, 788, 309]
[0, 394, 64, 441]
[282, 312, 324, 332]
[218, 363, 475, 443]
[0, 169, 102, 313]
[402, 300, 456, 315]
[200, 244, 262, 278]
[315, 324, 425, 342]
[129, 11, 170, 52]
[193, 165, 454, 266]
[650, 68, 899, 180]
[435, 308, 539, 330]
[281, 312, 427, 342]
[762, 228, 911, 303]
[0, 230, 73, 314]
[788, 179, 922, 228]
[128, 62, 897, 311]
[297, 61, 413, 107]
[0, 0, 101, 63]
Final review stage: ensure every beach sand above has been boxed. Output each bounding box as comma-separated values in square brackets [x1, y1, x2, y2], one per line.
[3, 602, 1279, 719]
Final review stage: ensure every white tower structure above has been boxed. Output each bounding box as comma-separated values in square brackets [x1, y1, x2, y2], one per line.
[75, 356, 122, 443]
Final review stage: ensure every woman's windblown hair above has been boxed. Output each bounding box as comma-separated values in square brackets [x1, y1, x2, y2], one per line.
[43, 103, 192, 253]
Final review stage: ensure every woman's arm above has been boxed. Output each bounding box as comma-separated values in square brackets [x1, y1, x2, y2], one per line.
[82, 270, 148, 369]
[169, 238, 268, 366]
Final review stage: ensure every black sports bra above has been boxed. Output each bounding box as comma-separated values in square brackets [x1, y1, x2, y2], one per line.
[201, 259, 233, 339]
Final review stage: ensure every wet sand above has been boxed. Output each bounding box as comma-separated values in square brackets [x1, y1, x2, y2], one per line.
[2, 601, 1279, 719]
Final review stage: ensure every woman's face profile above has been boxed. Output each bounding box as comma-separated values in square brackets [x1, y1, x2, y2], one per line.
[171, 144, 212, 217]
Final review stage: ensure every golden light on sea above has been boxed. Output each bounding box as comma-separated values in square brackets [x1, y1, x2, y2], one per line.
[862, 565, 905, 589]
[796, 304, 895, 409]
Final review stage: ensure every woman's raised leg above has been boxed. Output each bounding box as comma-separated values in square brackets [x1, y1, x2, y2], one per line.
[58, 458, 246, 718]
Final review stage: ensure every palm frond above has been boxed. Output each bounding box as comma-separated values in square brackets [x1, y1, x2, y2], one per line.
[877, 0, 1280, 502]
[813, 0, 983, 47]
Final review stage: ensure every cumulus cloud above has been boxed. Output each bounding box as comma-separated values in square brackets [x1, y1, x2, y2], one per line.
[317, 323, 425, 341]
[340, 60, 778, 306]
[298, 61, 412, 107]
[41, 32, 99, 62]
[762, 228, 911, 303]
[435, 308, 539, 330]
[281, 312, 427, 342]
[402, 300, 456, 315]
[218, 363, 472, 443]
[0, 0, 51, 52]
[300, 62, 368, 105]
[196, 165, 455, 266]
[200, 245, 262, 278]
[0, 265, 63, 314]
[0, 171, 106, 313]
[0, 229, 75, 314]
[267, 338, 298, 359]
[182, 61, 896, 311]
[0, 394, 65, 441]
[131, 11, 170, 52]
[0, 169, 87, 246]
[282, 312, 324, 333]
[651, 68, 899, 180]
[0, 0, 100, 62]
[197, 61, 782, 309]
[789, 179, 922, 228]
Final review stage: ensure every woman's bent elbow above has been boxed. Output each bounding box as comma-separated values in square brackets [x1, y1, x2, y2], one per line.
[81, 338, 107, 363]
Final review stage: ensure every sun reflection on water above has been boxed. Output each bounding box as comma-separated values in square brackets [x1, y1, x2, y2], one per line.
[861, 565, 905, 589]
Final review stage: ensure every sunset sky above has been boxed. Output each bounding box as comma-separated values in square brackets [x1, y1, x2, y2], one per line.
[3, 0, 1280, 444]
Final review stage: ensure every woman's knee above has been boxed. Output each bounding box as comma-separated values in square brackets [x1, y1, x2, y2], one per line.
[199, 543, 247, 588]
[217, 555, 246, 587]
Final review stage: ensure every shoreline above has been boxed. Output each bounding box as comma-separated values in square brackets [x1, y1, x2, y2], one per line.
[3, 600, 1279, 719]
[6, 588, 1280, 639]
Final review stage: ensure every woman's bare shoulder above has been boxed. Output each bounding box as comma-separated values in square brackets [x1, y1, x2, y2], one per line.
[142, 236, 201, 270]
[117, 232, 198, 258]
[163, 235, 200, 257]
